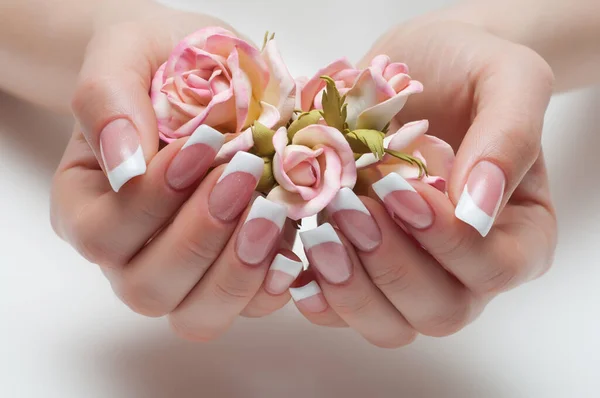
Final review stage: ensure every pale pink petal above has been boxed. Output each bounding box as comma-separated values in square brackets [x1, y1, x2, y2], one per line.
[204, 34, 269, 98]
[255, 101, 281, 129]
[355, 80, 424, 131]
[388, 73, 410, 93]
[287, 161, 317, 186]
[299, 58, 354, 111]
[283, 145, 323, 169]
[292, 125, 356, 188]
[164, 28, 235, 76]
[268, 146, 342, 220]
[383, 62, 409, 80]
[261, 40, 296, 127]
[294, 76, 309, 111]
[273, 127, 298, 193]
[345, 68, 396, 130]
[405, 134, 455, 181]
[386, 120, 429, 151]
[331, 68, 361, 86]
[421, 176, 447, 192]
[227, 48, 251, 133]
[213, 127, 254, 166]
[370, 55, 391, 74]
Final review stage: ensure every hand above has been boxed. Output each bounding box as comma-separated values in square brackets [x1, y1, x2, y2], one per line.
[290, 20, 557, 347]
[50, 4, 297, 341]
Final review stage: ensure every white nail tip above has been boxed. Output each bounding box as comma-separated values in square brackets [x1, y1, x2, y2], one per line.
[217, 151, 264, 183]
[327, 187, 370, 215]
[245, 196, 288, 230]
[269, 254, 303, 277]
[289, 281, 322, 301]
[103, 145, 147, 192]
[372, 172, 415, 199]
[299, 223, 341, 250]
[182, 125, 225, 151]
[455, 185, 494, 237]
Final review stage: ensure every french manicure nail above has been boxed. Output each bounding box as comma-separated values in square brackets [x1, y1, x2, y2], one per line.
[327, 187, 382, 252]
[455, 160, 505, 237]
[300, 223, 353, 285]
[235, 197, 288, 266]
[289, 281, 328, 313]
[372, 173, 434, 229]
[166, 125, 224, 190]
[99, 119, 146, 192]
[265, 254, 304, 295]
[208, 152, 264, 222]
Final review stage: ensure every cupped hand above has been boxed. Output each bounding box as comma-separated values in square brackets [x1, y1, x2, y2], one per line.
[290, 20, 557, 347]
[50, 4, 297, 341]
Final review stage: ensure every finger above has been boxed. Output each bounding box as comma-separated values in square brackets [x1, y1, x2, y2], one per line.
[451, 47, 554, 236]
[371, 170, 555, 296]
[240, 247, 301, 318]
[290, 269, 347, 328]
[335, 184, 479, 337]
[168, 196, 288, 342]
[71, 26, 175, 192]
[103, 151, 264, 316]
[51, 125, 226, 267]
[301, 223, 417, 348]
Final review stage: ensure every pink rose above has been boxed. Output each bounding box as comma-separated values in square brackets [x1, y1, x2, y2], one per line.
[355, 120, 455, 194]
[151, 27, 296, 164]
[297, 55, 423, 131]
[267, 125, 357, 220]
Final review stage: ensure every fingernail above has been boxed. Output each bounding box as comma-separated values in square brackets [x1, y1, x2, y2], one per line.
[289, 281, 328, 313]
[265, 254, 304, 295]
[165, 125, 224, 190]
[99, 119, 146, 192]
[372, 173, 434, 229]
[235, 197, 288, 266]
[327, 187, 381, 252]
[300, 223, 353, 285]
[455, 160, 505, 237]
[209, 152, 264, 222]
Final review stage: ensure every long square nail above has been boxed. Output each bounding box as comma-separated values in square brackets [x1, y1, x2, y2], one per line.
[300, 223, 353, 285]
[235, 197, 288, 266]
[265, 254, 304, 295]
[208, 152, 264, 222]
[99, 119, 146, 192]
[289, 281, 328, 313]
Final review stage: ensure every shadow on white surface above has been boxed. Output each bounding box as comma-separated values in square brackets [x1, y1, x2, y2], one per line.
[59, 310, 510, 398]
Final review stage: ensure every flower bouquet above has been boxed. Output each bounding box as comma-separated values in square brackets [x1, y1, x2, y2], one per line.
[151, 27, 453, 229]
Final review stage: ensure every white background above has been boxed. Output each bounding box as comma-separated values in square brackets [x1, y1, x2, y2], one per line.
[1, 0, 600, 397]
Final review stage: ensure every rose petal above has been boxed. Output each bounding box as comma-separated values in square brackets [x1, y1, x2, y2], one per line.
[287, 161, 317, 186]
[369, 55, 391, 74]
[204, 34, 269, 98]
[227, 48, 251, 133]
[386, 120, 429, 151]
[261, 40, 296, 127]
[383, 62, 409, 80]
[213, 127, 254, 166]
[404, 134, 455, 181]
[345, 68, 396, 130]
[292, 124, 356, 188]
[164, 27, 235, 77]
[355, 80, 424, 131]
[267, 146, 342, 220]
[255, 101, 281, 129]
[283, 145, 323, 169]
[299, 58, 354, 111]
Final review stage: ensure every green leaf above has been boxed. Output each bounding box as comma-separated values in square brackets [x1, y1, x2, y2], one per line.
[287, 109, 322, 140]
[384, 149, 429, 178]
[256, 157, 276, 193]
[346, 129, 385, 159]
[251, 122, 276, 157]
[320, 75, 348, 132]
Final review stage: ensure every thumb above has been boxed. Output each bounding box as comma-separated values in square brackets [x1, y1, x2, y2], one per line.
[451, 47, 554, 237]
[71, 26, 173, 192]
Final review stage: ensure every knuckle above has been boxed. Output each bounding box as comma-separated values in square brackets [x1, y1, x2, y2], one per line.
[418, 294, 474, 337]
[116, 274, 170, 317]
[473, 260, 521, 295]
[71, 75, 111, 117]
[330, 291, 374, 317]
[212, 277, 253, 305]
[370, 263, 412, 293]
[431, 227, 478, 264]
[68, 209, 124, 267]
[169, 315, 226, 343]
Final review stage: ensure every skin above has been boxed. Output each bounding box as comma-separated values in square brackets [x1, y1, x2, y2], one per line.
[1, 0, 598, 344]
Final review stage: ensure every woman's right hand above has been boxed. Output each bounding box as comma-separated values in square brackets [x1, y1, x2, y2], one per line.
[50, 3, 298, 341]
